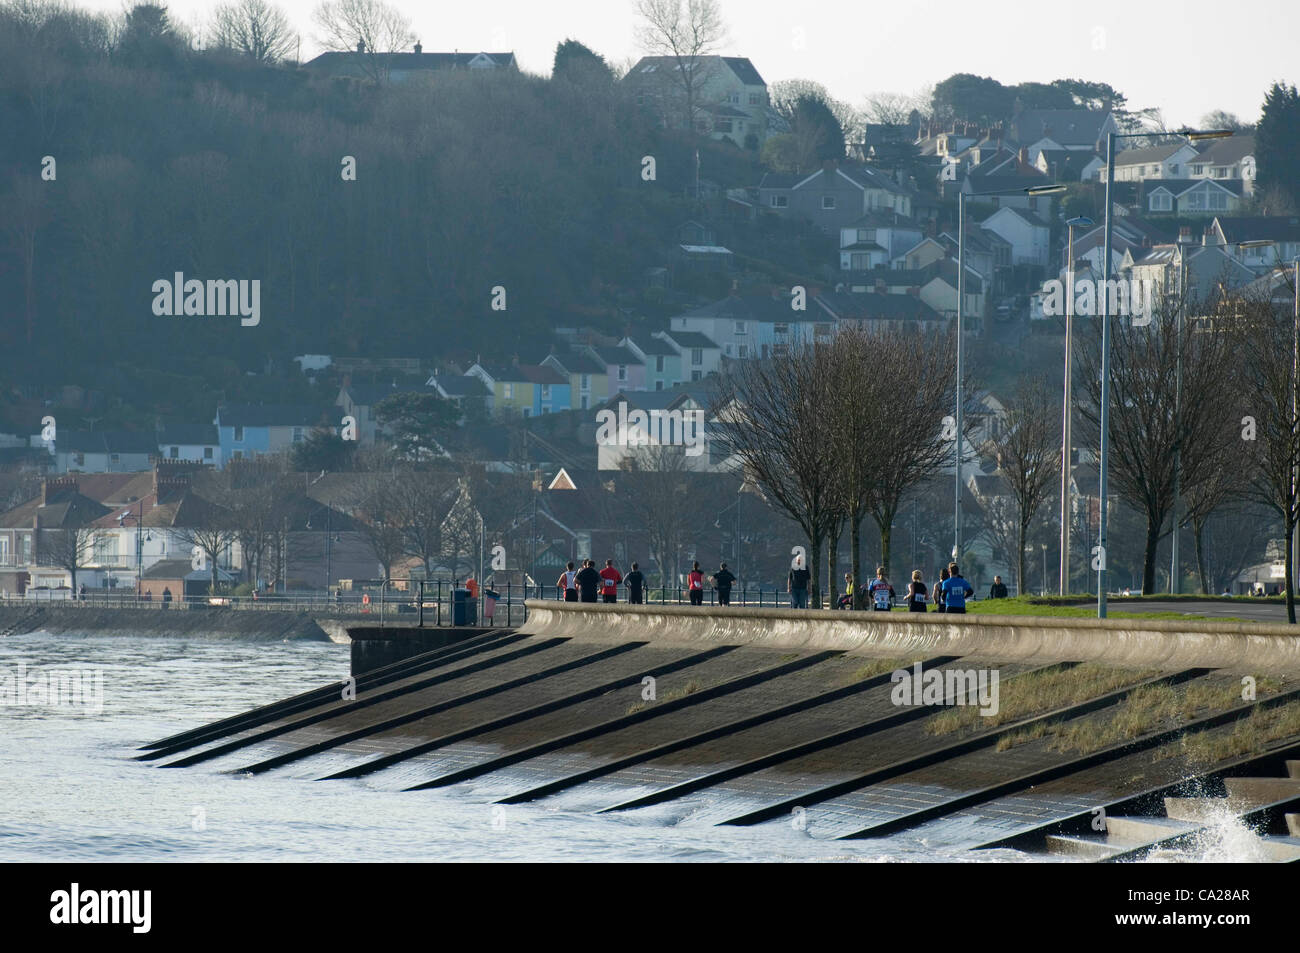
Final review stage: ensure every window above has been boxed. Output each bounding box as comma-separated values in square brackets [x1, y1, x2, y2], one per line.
[204, 447, 213, 460]
[19, 534, 31, 563]
[292, 427, 304, 443]
[1169, 164, 1179, 176]
[734, 321, 746, 335]
[724, 344, 732, 356]
[822, 196, 836, 209]
[728, 92, 740, 104]
[1191, 164, 1204, 175]
[1209, 191, 1227, 210]
[616, 364, 627, 382]
[749, 93, 761, 105]
[522, 407, 531, 418]
[169, 446, 179, 459]
[110, 453, 120, 464]
[580, 374, 590, 391]
[737, 344, 749, 358]
[691, 348, 703, 365]
[541, 385, 551, 399]
[655, 356, 665, 372]
[503, 383, 514, 399]
[93, 534, 118, 564]
[73, 453, 84, 467]
[715, 119, 733, 133]
[234, 426, 244, 441]
[580, 396, 588, 410]
[232, 450, 243, 460]
[1187, 191, 1205, 210]
[857, 229, 869, 241]
[1214, 167, 1227, 178]
[691, 370, 702, 381]
[774, 322, 789, 335]
[1150, 192, 1172, 211]
[0, 538, 9, 566]
[770, 195, 788, 208]
[656, 380, 664, 390]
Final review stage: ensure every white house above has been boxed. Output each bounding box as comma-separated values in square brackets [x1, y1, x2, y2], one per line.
[979, 206, 1052, 268]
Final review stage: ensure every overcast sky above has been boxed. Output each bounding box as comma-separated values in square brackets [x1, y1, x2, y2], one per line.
[81, 0, 1296, 128]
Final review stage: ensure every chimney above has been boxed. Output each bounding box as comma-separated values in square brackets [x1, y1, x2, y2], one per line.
[42, 475, 77, 506]
[1178, 226, 1193, 244]
[355, 39, 366, 53]
[1018, 146, 1027, 165]
[413, 41, 422, 54]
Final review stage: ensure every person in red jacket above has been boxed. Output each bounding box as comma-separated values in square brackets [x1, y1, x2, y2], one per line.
[599, 559, 622, 603]
[687, 561, 705, 605]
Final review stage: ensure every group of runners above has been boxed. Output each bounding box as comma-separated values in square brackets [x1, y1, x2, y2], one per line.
[556, 558, 975, 612]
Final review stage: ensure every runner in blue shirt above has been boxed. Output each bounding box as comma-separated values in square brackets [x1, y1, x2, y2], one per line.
[940, 563, 975, 614]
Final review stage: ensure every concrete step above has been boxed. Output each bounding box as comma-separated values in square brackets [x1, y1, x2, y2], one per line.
[1287, 814, 1300, 837]
[1044, 834, 1126, 860]
[1165, 797, 1236, 822]
[1223, 777, 1300, 807]
[1103, 815, 1194, 844]
[1257, 836, 1300, 862]
[1286, 760, 1300, 780]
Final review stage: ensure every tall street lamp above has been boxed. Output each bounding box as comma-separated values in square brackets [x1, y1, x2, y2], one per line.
[1095, 127, 1233, 616]
[117, 500, 145, 601]
[1060, 215, 1093, 595]
[955, 181, 1066, 564]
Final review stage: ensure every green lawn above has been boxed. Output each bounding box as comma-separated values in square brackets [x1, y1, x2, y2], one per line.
[899, 596, 1251, 623]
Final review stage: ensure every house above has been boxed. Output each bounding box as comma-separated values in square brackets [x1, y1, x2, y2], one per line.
[654, 329, 723, 380]
[595, 387, 713, 472]
[1060, 215, 1170, 278]
[667, 291, 833, 361]
[622, 55, 772, 149]
[843, 261, 984, 321]
[1126, 239, 1257, 304]
[1207, 216, 1300, 271]
[426, 374, 492, 413]
[303, 43, 517, 83]
[1006, 109, 1119, 164]
[156, 424, 220, 467]
[1035, 149, 1104, 183]
[517, 364, 571, 415]
[215, 404, 334, 463]
[541, 350, 608, 412]
[814, 290, 948, 334]
[336, 381, 418, 444]
[621, 336, 683, 392]
[1109, 142, 1200, 183]
[979, 206, 1052, 268]
[1140, 178, 1246, 216]
[961, 150, 1054, 211]
[937, 229, 1013, 285]
[466, 363, 568, 418]
[1190, 135, 1256, 189]
[839, 212, 925, 271]
[52, 431, 156, 474]
[758, 161, 913, 232]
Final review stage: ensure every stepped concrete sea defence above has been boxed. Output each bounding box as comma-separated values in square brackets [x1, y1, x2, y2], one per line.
[517, 602, 1300, 675]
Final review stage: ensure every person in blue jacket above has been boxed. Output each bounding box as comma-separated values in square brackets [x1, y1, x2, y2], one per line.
[941, 563, 975, 614]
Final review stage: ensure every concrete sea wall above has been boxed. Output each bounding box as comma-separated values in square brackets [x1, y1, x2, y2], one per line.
[0, 605, 331, 642]
[518, 601, 1300, 675]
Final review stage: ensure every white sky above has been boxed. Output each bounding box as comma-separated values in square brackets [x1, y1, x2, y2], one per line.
[80, 0, 1298, 128]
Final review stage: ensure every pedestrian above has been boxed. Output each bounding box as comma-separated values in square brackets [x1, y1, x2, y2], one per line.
[989, 575, 1008, 599]
[934, 567, 949, 613]
[687, 561, 705, 605]
[711, 562, 736, 605]
[162, 586, 172, 608]
[941, 562, 975, 614]
[79, 583, 87, 601]
[868, 567, 895, 611]
[837, 572, 854, 610]
[788, 561, 810, 609]
[907, 570, 928, 612]
[465, 575, 479, 600]
[599, 559, 622, 604]
[625, 562, 646, 604]
[557, 561, 578, 602]
[575, 559, 601, 603]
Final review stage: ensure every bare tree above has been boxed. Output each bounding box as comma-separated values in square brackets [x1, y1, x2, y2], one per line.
[981, 375, 1059, 595]
[344, 471, 406, 582]
[37, 526, 95, 593]
[862, 91, 917, 126]
[617, 445, 706, 586]
[388, 466, 461, 578]
[633, 0, 726, 133]
[211, 0, 295, 63]
[1238, 295, 1300, 620]
[173, 516, 239, 595]
[718, 343, 841, 608]
[312, 0, 413, 82]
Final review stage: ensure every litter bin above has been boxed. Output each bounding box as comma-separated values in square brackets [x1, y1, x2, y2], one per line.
[483, 588, 500, 623]
[452, 588, 477, 626]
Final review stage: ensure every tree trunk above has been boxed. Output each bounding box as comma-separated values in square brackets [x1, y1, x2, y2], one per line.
[1287, 520, 1296, 624]
[1142, 516, 1161, 595]
[809, 531, 823, 609]
[850, 509, 863, 608]
[1192, 517, 1210, 595]
[1017, 518, 1028, 598]
[828, 526, 840, 608]
[876, 516, 893, 579]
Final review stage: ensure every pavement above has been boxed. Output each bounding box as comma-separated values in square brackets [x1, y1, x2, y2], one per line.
[1102, 599, 1290, 623]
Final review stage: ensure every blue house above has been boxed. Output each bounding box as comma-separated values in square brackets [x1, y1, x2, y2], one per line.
[215, 404, 334, 465]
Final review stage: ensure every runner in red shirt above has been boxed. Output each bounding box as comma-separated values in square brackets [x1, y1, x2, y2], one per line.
[599, 559, 622, 604]
[687, 561, 705, 606]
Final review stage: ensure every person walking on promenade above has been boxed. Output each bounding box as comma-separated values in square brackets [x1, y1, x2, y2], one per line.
[788, 562, 810, 609]
[989, 575, 1008, 599]
[941, 563, 975, 614]
[907, 570, 928, 612]
[711, 562, 736, 605]
[934, 567, 949, 613]
[837, 572, 855, 609]
[599, 559, 622, 604]
[687, 561, 705, 605]
[557, 562, 578, 602]
[868, 567, 895, 611]
[575, 559, 601, 603]
[625, 562, 646, 604]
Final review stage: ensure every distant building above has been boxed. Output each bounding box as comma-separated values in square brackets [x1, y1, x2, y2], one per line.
[303, 43, 517, 83]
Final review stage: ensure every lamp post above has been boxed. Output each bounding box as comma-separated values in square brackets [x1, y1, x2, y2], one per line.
[117, 500, 144, 601]
[1060, 215, 1094, 595]
[1095, 127, 1233, 615]
[955, 182, 1066, 565]
[1041, 542, 1049, 597]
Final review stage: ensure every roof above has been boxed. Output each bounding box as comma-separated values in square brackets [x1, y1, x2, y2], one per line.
[1113, 142, 1191, 166]
[55, 431, 158, 455]
[140, 558, 197, 580]
[758, 172, 798, 190]
[847, 210, 923, 230]
[544, 350, 606, 376]
[622, 55, 765, 88]
[628, 336, 677, 357]
[660, 330, 720, 350]
[157, 424, 218, 446]
[1010, 109, 1111, 148]
[304, 50, 516, 72]
[1143, 178, 1245, 197]
[1195, 135, 1255, 166]
[516, 364, 569, 385]
[1211, 215, 1300, 243]
[720, 56, 765, 86]
[983, 206, 1052, 229]
[816, 291, 943, 322]
[429, 375, 489, 398]
[217, 404, 332, 428]
[591, 346, 643, 367]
